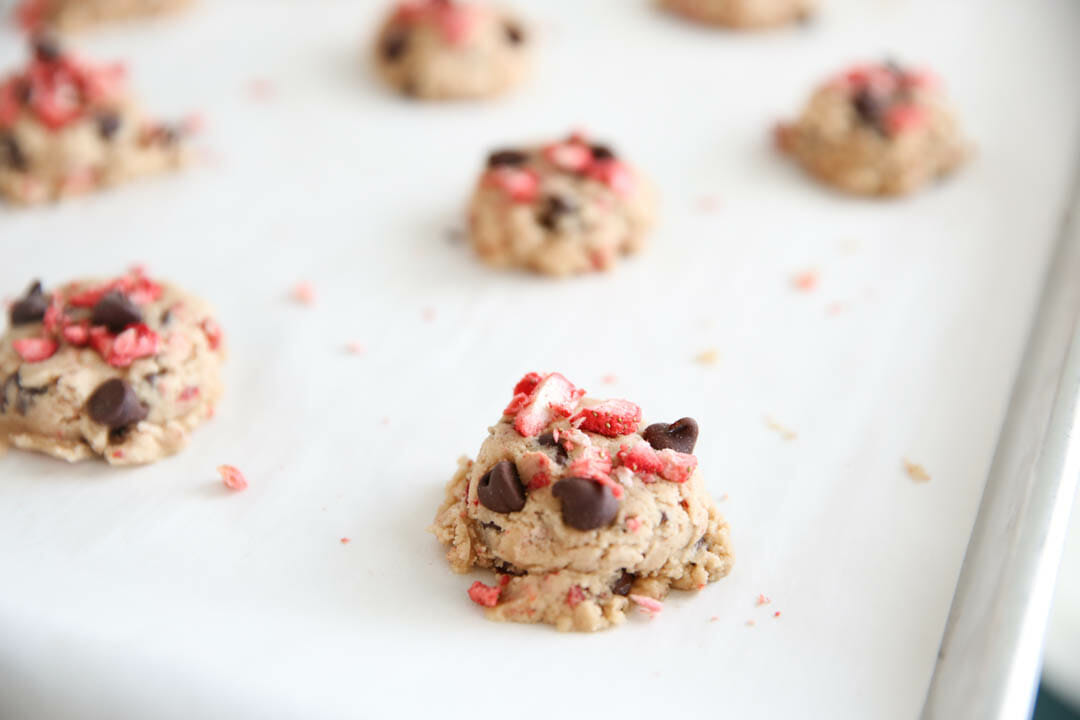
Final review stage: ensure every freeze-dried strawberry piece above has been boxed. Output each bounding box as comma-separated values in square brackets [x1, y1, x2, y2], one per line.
[61, 319, 90, 346]
[566, 585, 585, 608]
[485, 166, 540, 204]
[200, 318, 223, 350]
[67, 272, 163, 309]
[657, 449, 697, 483]
[12, 337, 58, 363]
[586, 160, 634, 198]
[512, 371, 543, 397]
[467, 580, 502, 608]
[512, 372, 583, 437]
[573, 399, 642, 437]
[104, 324, 159, 368]
[616, 440, 663, 475]
[884, 104, 928, 134]
[542, 141, 592, 173]
[218, 464, 248, 491]
[516, 451, 552, 490]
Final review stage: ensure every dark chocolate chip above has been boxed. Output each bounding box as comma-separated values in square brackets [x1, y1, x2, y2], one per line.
[87, 378, 148, 430]
[487, 149, 528, 168]
[9, 280, 49, 325]
[693, 535, 708, 552]
[642, 417, 699, 454]
[480, 521, 503, 533]
[552, 477, 620, 531]
[504, 22, 525, 45]
[612, 570, 636, 596]
[32, 35, 62, 63]
[382, 32, 408, 61]
[659, 511, 668, 525]
[97, 113, 122, 141]
[494, 560, 526, 577]
[590, 144, 615, 161]
[90, 290, 142, 333]
[15, 380, 47, 415]
[538, 430, 568, 464]
[477, 460, 526, 514]
[2, 134, 27, 172]
[537, 194, 576, 231]
[852, 88, 886, 130]
[0, 373, 15, 414]
[160, 307, 173, 326]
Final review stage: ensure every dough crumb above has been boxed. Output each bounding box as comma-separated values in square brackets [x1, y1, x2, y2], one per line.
[764, 416, 797, 441]
[903, 459, 931, 483]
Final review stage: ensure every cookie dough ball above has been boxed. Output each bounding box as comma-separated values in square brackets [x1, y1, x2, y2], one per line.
[16, 0, 192, 32]
[776, 60, 970, 196]
[661, 0, 815, 29]
[373, 0, 530, 100]
[0, 269, 225, 465]
[467, 133, 656, 276]
[0, 37, 190, 206]
[431, 372, 733, 632]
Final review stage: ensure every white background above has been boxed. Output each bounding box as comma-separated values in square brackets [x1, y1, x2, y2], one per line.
[1, 0, 1079, 717]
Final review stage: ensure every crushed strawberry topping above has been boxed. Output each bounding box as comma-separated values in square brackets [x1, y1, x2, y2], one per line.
[393, 1, 477, 45]
[484, 166, 539, 204]
[12, 337, 57, 363]
[504, 372, 583, 437]
[99, 324, 159, 368]
[572, 399, 642, 437]
[832, 61, 936, 136]
[0, 38, 128, 132]
[66, 271, 163, 308]
[467, 580, 502, 607]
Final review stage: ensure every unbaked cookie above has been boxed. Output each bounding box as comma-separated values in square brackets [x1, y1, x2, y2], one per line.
[468, 133, 656, 276]
[373, 0, 530, 100]
[0, 269, 225, 465]
[661, 0, 815, 29]
[16, 0, 191, 32]
[776, 60, 970, 196]
[0, 37, 190, 206]
[431, 372, 733, 632]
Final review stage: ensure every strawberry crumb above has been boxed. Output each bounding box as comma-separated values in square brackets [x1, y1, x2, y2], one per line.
[566, 585, 585, 608]
[774, 611, 782, 618]
[756, 594, 771, 607]
[629, 594, 663, 618]
[601, 374, 618, 384]
[709, 616, 719, 623]
[791, 268, 819, 292]
[625, 516, 641, 533]
[248, 77, 276, 101]
[345, 341, 366, 355]
[826, 301, 849, 316]
[292, 282, 315, 306]
[217, 464, 248, 491]
[467, 580, 502, 608]
[340, 537, 351, 544]
[746, 619, 756, 627]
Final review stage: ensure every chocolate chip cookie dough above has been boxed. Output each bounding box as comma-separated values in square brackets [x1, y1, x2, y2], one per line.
[0, 37, 190, 206]
[661, 0, 815, 29]
[373, 0, 530, 100]
[776, 60, 970, 196]
[16, 0, 192, 31]
[0, 269, 225, 465]
[468, 133, 656, 276]
[431, 373, 733, 632]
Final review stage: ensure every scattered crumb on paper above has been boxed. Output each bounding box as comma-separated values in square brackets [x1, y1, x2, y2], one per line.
[755, 594, 771, 607]
[345, 341, 366, 356]
[695, 348, 720, 365]
[764, 416, 797, 441]
[291, 282, 315, 306]
[745, 619, 756, 627]
[903, 459, 931, 483]
[791, 268, 819, 292]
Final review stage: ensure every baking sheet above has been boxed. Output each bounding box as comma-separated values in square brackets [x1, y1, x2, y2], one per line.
[1, 1, 1079, 718]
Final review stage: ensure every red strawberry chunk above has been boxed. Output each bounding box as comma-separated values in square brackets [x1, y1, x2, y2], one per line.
[657, 449, 697, 483]
[104, 324, 159, 368]
[617, 440, 663, 474]
[542, 142, 593, 173]
[61, 320, 90, 346]
[586, 160, 635, 198]
[572, 399, 641, 437]
[884, 104, 928, 135]
[566, 585, 586, 608]
[512, 371, 543, 397]
[12, 337, 58, 363]
[512, 372, 583, 437]
[467, 580, 502, 608]
[485, 167, 540, 204]
[200, 317, 224, 351]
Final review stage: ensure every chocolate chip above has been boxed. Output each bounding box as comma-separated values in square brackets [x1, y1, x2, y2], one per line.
[9, 280, 49, 325]
[32, 35, 62, 63]
[477, 460, 526, 513]
[504, 22, 525, 45]
[852, 88, 886, 130]
[537, 194, 576, 231]
[494, 561, 526, 576]
[552, 477, 619, 531]
[487, 149, 528, 168]
[0, 371, 45, 415]
[383, 32, 408, 61]
[659, 511, 668, 525]
[590, 144, 615, 161]
[2, 134, 27, 172]
[642, 417, 699, 454]
[612, 570, 636, 596]
[538, 430, 568, 464]
[480, 521, 503, 533]
[97, 113, 122, 140]
[87, 378, 148, 430]
[90, 290, 142, 333]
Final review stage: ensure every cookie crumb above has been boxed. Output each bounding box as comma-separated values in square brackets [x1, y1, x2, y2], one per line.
[217, 464, 247, 491]
[745, 619, 756, 627]
[903, 459, 931, 483]
[764, 416, 797, 441]
[718, 493, 729, 502]
[791, 268, 819, 292]
[709, 616, 719, 622]
[291, 282, 315, 306]
[629, 594, 663, 618]
[756, 594, 771, 607]
[695, 348, 720, 365]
